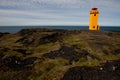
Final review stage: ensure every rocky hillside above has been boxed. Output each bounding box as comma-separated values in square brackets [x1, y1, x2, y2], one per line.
[0, 28, 120, 80]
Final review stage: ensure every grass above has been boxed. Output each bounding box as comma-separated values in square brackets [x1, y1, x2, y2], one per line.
[61, 34, 88, 49]
[38, 66, 69, 80]
[0, 70, 31, 80]
[0, 34, 22, 47]
[2, 50, 24, 59]
[98, 54, 120, 61]
[32, 42, 61, 57]
[0, 29, 120, 80]
[72, 58, 100, 67]
[29, 58, 69, 80]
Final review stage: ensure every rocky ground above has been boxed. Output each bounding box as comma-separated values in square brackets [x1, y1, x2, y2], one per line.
[0, 28, 120, 80]
[62, 60, 120, 80]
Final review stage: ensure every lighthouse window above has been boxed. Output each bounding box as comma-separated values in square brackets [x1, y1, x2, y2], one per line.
[94, 14, 96, 16]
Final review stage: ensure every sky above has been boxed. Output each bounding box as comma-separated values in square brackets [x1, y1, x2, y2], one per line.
[0, 0, 120, 26]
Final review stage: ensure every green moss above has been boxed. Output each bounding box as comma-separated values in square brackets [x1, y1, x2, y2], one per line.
[0, 30, 120, 80]
[0, 34, 22, 47]
[33, 42, 60, 56]
[29, 58, 69, 80]
[2, 51, 23, 59]
[98, 54, 120, 61]
[72, 58, 100, 67]
[38, 66, 69, 80]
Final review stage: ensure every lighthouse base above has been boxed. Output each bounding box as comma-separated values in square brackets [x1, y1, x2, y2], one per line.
[89, 25, 100, 30]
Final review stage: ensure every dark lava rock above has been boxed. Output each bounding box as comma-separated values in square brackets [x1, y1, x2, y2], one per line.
[95, 42, 111, 46]
[15, 36, 35, 46]
[0, 34, 3, 37]
[16, 28, 82, 46]
[3, 56, 23, 70]
[61, 60, 120, 80]
[16, 29, 64, 46]
[43, 46, 79, 62]
[112, 49, 120, 55]
[43, 46, 99, 64]
[102, 49, 109, 55]
[18, 28, 65, 36]
[13, 49, 32, 55]
[18, 29, 37, 36]
[0, 32, 10, 37]
[23, 57, 37, 65]
[0, 47, 10, 59]
[3, 56, 37, 70]
[107, 31, 120, 37]
[107, 32, 113, 37]
[39, 32, 62, 44]
[102, 60, 120, 72]
[16, 32, 61, 46]
[0, 47, 10, 54]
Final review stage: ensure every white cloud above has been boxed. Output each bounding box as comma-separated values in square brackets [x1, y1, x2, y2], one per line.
[0, 0, 120, 26]
[0, 8, 88, 19]
[0, 0, 120, 10]
[0, 16, 87, 26]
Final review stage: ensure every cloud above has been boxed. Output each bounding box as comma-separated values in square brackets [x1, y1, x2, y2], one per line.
[0, 9, 87, 20]
[0, 16, 86, 26]
[0, 0, 120, 26]
[0, 0, 120, 12]
[0, 0, 119, 8]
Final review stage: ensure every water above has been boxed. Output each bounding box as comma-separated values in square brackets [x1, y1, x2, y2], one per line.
[0, 26, 120, 33]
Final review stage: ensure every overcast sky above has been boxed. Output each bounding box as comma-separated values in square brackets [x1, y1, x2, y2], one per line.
[0, 0, 120, 26]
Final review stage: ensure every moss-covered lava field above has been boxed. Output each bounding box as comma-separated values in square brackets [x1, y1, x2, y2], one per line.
[0, 28, 120, 80]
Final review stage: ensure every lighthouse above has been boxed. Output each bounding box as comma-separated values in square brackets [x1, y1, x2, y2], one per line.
[89, 8, 100, 30]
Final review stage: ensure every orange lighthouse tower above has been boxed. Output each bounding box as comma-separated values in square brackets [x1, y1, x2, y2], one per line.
[89, 8, 100, 30]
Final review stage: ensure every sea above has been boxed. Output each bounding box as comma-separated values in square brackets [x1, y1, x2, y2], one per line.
[0, 26, 120, 33]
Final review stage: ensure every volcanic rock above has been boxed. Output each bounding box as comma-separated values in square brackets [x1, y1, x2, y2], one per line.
[61, 60, 120, 80]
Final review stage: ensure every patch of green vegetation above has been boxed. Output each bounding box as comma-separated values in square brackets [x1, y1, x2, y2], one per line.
[61, 34, 88, 49]
[2, 50, 23, 59]
[37, 66, 69, 80]
[75, 42, 87, 49]
[84, 48, 120, 62]
[33, 42, 60, 56]
[0, 70, 30, 80]
[62, 34, 81, 45]
[72, 58, 100, 67]
[0, 29, 120, 80]
[28, 58, 69, 80]
[98, 54, 120, 61]
[0, 34, 22, 47]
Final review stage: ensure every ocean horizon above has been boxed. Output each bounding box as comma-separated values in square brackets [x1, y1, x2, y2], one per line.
[0, 26, 120, 33]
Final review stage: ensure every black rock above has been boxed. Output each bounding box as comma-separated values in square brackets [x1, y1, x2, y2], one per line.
[43, 46, 99, 64]
[112, 49, 120, 55]
[13, 49, 32, 55]
[3, 56, 37, 70]
[0, 32, 10, 38]
[61, 60, 120, 80]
